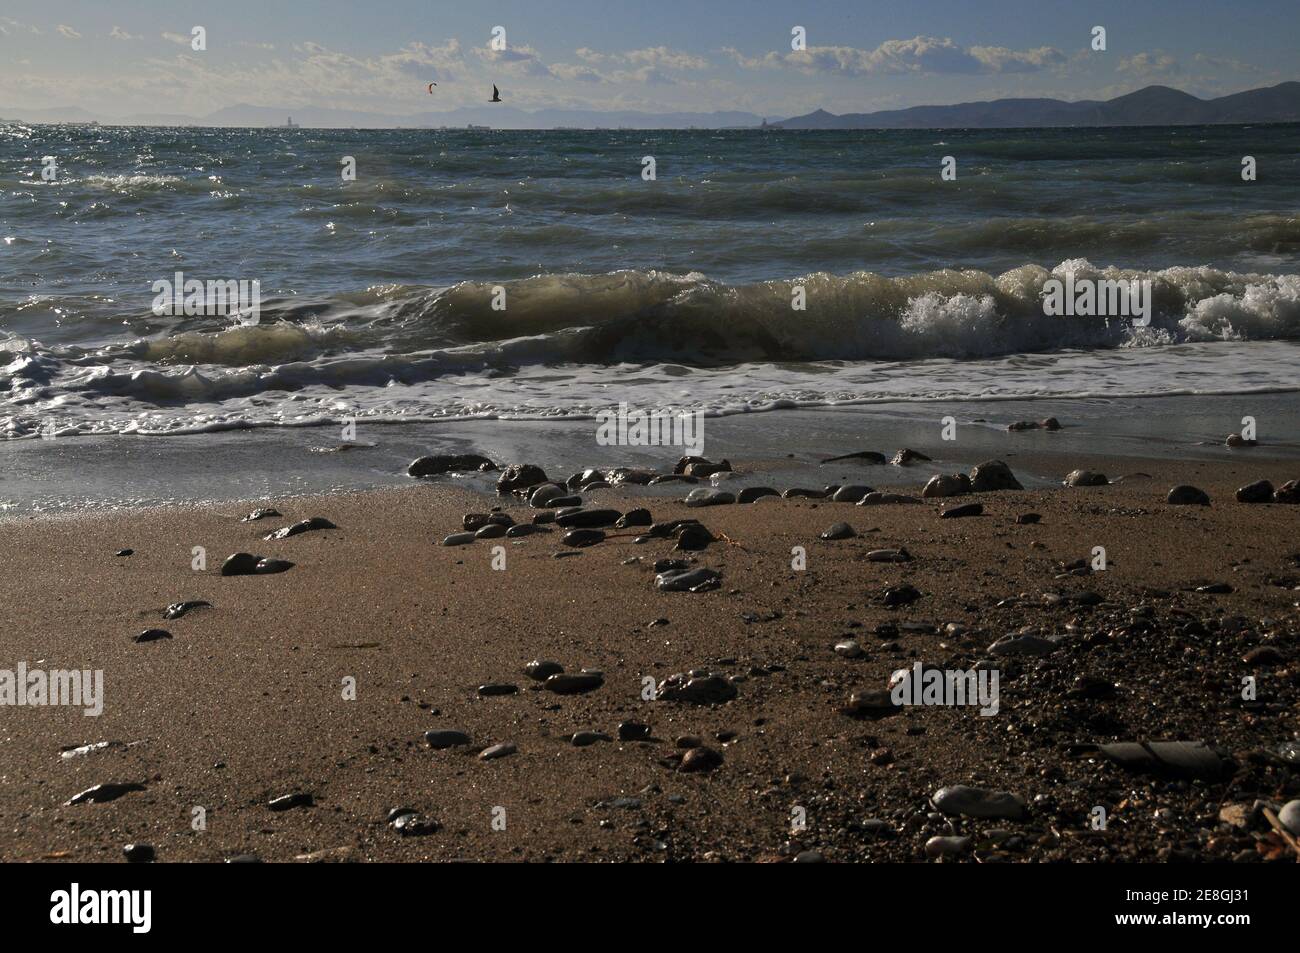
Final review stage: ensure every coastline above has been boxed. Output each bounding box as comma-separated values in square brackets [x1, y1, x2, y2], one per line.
[0, 440, 1296, 861]
[4, 392, 1299, 517]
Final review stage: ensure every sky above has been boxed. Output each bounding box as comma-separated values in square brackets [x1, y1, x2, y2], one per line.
[1, 0, 1297, 119]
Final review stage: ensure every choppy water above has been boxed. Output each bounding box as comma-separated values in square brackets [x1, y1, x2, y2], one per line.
[2, 123, 1298, 437]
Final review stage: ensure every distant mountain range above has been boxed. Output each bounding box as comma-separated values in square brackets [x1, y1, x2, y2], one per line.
[5, 82, 1298, 130]
[771, 82, 1300, 129]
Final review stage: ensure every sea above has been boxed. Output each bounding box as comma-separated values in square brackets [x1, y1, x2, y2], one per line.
[2, 123, 1298, 507]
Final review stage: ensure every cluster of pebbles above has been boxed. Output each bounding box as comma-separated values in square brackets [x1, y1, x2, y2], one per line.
[82, 433, 1299, 862]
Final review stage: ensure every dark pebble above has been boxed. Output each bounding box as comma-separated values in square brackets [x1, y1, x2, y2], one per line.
[524, 660, 564, 681]
[268, 792, 313, 811]
[133, 629, 172, 643]
[618, 721, 652, 741]
[545, 672, 604, 694]
[123, 843, 155, 863]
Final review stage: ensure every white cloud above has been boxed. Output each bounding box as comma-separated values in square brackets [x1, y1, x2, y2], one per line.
[57, 25, 82, 40]
[110, 27, 141, 41]
[728, 36, 1065, 76]
[161, 32, 190, 45]
[1117, 52, 1181, 76]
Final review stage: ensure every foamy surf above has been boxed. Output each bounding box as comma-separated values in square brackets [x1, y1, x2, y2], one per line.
[2, 261, 1298, 438]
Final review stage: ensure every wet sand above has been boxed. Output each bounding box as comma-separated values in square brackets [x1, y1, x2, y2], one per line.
[1, 446, 1297, 863]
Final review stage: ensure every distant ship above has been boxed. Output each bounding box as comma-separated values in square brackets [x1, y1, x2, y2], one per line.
[466, 123, 489, 131]
[282, 116, 299, 128]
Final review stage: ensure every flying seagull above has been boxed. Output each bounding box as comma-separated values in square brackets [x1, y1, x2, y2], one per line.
[427, 82, 437, 93]
[490, 84, 501, 103]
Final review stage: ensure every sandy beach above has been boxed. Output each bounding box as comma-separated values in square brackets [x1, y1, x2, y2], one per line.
[2, 440, 1297, 863]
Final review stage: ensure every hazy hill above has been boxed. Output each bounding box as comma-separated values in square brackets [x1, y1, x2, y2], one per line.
[773, 81, 1300, 129]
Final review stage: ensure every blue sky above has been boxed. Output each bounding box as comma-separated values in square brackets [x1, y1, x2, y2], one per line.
[2, 0, 1296, 118]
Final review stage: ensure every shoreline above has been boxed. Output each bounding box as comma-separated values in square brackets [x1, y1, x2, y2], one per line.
[3, 393, 1299, 518]
[0, 449, 1296, 862]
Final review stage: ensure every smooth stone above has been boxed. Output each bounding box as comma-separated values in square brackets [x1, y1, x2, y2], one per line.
[122, 843, 155, 863]
[220, 552, 262, 576]
[941, 502, 984, 518]
[268, 792, 313, 811]
[618, 721, 652, 741]
[821, 522, 855, 540]
[675, 456, 731, 478]
[133, 629, 172, 644]
[649, 474, 697, 485]
[479, 743, 517, 761]
[1167, 484, 1210, 506]
[933, 785, 1028, 820]
[505, 523, 549, 537]
[988, 632, 1058, 657]
[1235, 479, 1274, 503]
[831, 484, 874, 503]
[969, 460, 1023, 492]
[737, 486, 779, 503]
[685, 488, 735, 507]
[834, 639, 863, 658]
[922, 474, 969, 498]
[1225, 433, 1257, 448]
[115, 549, 133, 557]
[524, 660, 564, 681]
[571, 731, 612, 747]
[782, 488, 825, 499]
[424, 729, 472, 749]
[477, 683, 518, 697]
[556, 508, 622, 528]
[253, 558, 293, 574]
[475, 523, 509, 539]
[678, 746, 723, 772]
[163, 600, 211, 620]
[821, 450, 886, 464]
[674, 524, 714, 551]
[925, 835, 973, 857]
[529, 483, 568, 507]
[495, 463, 548, 493]
[1278, 800, 1300, 836]
[1016, 513, 1042, 524]
[545, 672, 604, 694]
[1065, 469, 1108, 487]
[263, 516, 337, 540]
[562, 528, 606, 547]
[866, 548, 910, 562]
[548, 495, 583, 508]
[441, 532, 477, 546]
[65, 782, 146, 805]
[408, 454, 495, 477]
[567, 468, 605, 489]
[655, 567, 722, 592]
[841, 689, 900, 719]
[615, 508, 653, 528]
